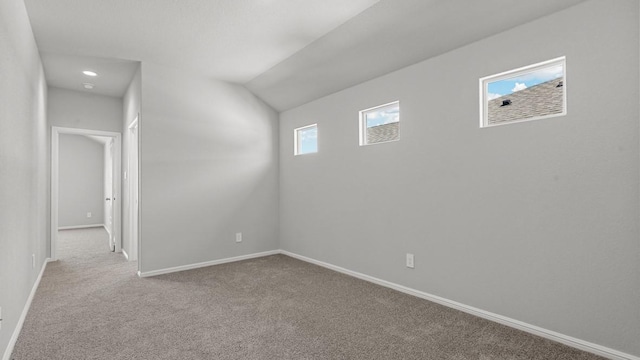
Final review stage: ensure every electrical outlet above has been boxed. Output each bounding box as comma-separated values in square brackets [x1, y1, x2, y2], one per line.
[235, 232, 242, 243]
[87, 212, 92, 218]
[0, 306, 2, 330]
[406, 253, 414, 269]
[32, 254, 35, 269]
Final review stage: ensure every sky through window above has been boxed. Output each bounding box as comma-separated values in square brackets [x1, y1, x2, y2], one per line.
[296, 125, 317, 155]
[487, 64, 563, 101]
[364, 103, 400, 128]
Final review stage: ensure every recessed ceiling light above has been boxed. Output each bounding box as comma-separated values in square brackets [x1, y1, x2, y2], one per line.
[83, 83, 95, 90]
[82, 70, 98, 77]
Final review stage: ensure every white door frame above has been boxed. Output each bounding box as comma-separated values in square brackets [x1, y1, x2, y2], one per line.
[51, 126, 122, 261]
[127, 116, 140, 261]
[105, 138, 115, 250]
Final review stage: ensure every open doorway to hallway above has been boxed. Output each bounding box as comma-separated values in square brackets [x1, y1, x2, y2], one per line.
[51, 127, 122, 261]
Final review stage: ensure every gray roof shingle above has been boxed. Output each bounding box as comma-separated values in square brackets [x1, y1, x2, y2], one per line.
[366, 122, 399, 144]
[488, 77, 564, 125]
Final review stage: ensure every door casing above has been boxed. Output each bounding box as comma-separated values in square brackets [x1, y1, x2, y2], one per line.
[127, 116, 140, 262]
[51, 126, 122, 260]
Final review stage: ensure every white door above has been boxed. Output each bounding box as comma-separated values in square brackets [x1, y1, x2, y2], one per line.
[105, 138, 115, 251]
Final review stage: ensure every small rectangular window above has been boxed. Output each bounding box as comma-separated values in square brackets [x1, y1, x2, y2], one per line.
[359, 101, 400, 146]
[294, 124, 318, 155]
[480, 57, 566, 127]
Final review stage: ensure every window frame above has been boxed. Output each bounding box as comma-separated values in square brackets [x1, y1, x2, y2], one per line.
[293, 123, 318, 156]
[479, 56, 567, 128]
[359, 100, 400, 146]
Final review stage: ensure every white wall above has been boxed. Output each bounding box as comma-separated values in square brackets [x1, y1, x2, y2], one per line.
[139, 62, 279, 273]
[279, 0, 639, 357]
[58, 135, 104, 228]
[0, 0, 48, 357]
[48, 87, 123, 133]
[122, 66, 141, 260]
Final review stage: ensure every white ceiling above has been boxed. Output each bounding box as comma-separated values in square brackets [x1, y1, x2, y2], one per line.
[24, 0, 379, 85]
[23, 0, 585, 108]
[41, 52, 139, 97]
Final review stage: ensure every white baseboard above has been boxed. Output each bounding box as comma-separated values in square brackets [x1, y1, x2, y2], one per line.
[280, 250, 639, 360]
[58, 224, 104, 230]
[137, 250, 280, 278]
[2, 258, 50, 360]
[122, 249, 129, 260]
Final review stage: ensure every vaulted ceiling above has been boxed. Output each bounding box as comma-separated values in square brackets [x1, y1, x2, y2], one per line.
[23, 0, 586, 110]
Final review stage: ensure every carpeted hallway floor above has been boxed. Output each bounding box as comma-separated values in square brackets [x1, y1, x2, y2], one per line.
[12, 228, 604, 359]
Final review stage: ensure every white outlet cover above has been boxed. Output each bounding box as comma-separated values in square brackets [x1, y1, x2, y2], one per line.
[235, 233, 242, 243]
[87, 212, 92, 218]
[406, 253, 415, 269]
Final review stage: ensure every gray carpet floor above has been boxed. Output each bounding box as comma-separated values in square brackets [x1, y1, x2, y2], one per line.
[11, 228, 605, 359]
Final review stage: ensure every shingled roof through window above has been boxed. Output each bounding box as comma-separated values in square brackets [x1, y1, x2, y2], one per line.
[366, 122, 399, 144]
[488, 77, 564, 125]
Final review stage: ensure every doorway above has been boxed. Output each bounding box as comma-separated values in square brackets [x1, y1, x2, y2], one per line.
[51, 127, 122, 261]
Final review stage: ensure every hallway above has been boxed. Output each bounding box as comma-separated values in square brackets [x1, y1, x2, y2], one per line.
[11, 228, 136, 359]
[56, 228, 123, 262]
